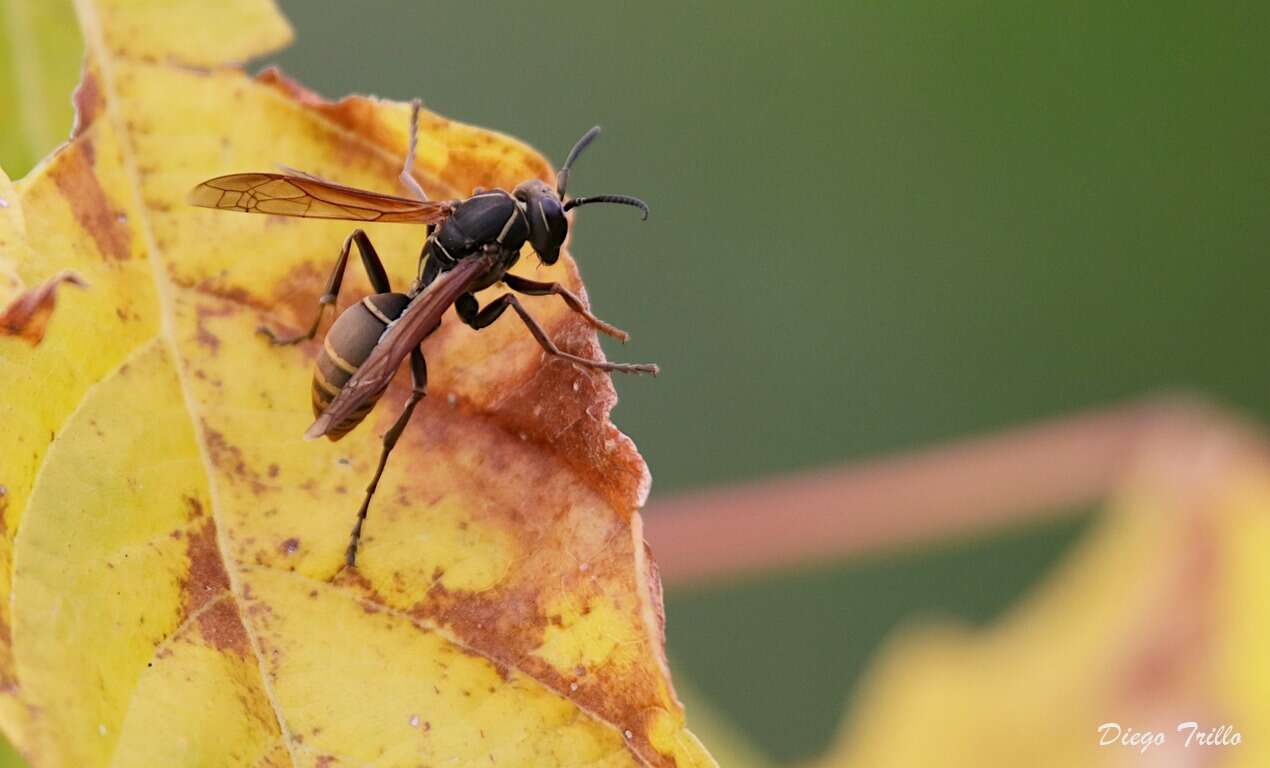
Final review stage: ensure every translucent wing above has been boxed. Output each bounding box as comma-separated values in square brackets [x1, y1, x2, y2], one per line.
[190, 172, 455, 224]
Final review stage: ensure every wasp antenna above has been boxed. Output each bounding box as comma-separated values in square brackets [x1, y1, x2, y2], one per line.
[563, 194, 650, 221]
[556, 126, 602, 197]
[408, 100, 422, 157]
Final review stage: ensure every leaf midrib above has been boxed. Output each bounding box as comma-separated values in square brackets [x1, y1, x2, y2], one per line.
[69, 1, 307, 764]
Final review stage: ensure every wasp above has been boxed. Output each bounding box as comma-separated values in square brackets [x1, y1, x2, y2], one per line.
[190, 102, 656, 566]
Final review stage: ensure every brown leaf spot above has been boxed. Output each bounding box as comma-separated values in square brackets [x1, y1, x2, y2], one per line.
[172, 275, 272, 313]
[196, 598, 250, 657]
[182, 518, 230, 619]
[178, 517, 252, 653]
[278, 537, 299, 556]
[333, 567, 373, 593]
[194, 301, 234, 353]
[413, 581, 549, 671]
[202, 427, 267, 494]
[0, 271, 88, 345]
[71, 67, 104, 138]
[49, 140, 133, 262]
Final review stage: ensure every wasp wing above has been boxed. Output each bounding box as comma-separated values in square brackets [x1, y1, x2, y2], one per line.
[274, 165, 332, 182]
[305, 252, 499, 440]
[190, 172, 455, 224]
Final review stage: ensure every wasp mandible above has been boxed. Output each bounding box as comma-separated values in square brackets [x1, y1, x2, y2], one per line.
[190, 102, 656, 566]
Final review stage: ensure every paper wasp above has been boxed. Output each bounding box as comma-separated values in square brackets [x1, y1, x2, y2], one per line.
[190, 102, 656, 566]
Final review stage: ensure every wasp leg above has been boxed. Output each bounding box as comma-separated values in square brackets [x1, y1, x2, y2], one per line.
[345, 347, 428, 567]
[399, 99, 428, 202]
[259, 229, 393, 345]
[455, 293, 658, 376]
[502, 273, 630, 342]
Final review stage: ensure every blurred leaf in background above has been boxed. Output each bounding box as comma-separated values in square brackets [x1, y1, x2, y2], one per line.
[811, 425, 1270, 767]
[664, 506, 1093, 760]
[0, 0, 81, 177]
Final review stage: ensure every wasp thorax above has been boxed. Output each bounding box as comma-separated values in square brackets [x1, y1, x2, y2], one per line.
[514, 180, 567, 265]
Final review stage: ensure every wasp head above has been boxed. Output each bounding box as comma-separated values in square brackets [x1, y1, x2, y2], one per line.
[513, 179, 568, 265]
[515, 126, 650, 266]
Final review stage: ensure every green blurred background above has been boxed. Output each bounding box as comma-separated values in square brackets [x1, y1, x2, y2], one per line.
[267, 1, 1268, 761]
[273, 1, 1269, 492]
[3, 0, 1267, 762]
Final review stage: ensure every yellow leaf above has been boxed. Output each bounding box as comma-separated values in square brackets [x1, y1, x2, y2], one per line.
[0, 0, 83, 176]
[0, 176, 87, 347]
[0, 2, 715, 766]
[813, 435, 1270, 767]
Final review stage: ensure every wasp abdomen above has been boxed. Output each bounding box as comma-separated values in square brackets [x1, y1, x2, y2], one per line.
[312, 292, 410, 440]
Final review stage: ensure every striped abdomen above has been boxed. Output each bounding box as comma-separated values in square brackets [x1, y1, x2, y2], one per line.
[312, 293, 410, 440]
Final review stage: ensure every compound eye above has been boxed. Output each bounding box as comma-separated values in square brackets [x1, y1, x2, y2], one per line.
[545, 200, 568, 244]
[540, 195, 563, 221]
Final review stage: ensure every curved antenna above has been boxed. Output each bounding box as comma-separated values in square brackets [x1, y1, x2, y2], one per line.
[563, 194, 650, 221]
[556, 126, 602, 197]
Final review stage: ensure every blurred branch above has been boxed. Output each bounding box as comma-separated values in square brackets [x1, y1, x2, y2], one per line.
[644, 394, 1267, 587]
